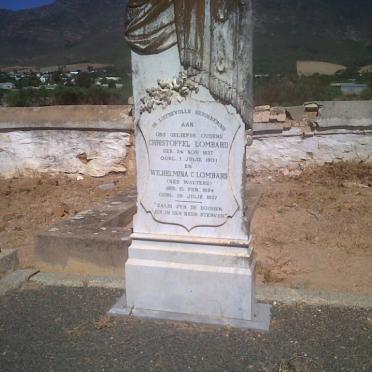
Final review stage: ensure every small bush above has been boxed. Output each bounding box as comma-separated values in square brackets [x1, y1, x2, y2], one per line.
[360, 88, 372, 100]
[4, 89, 32, 107]
[2, 81, 133, 107]
[53, 87, 87, 105]
[0, 89, 6, 103]
[253, 73, 371, 106]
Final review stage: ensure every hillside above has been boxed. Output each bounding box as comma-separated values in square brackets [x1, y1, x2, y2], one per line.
[0, 0, 131, 70]
[254, 0, 372, 73]
[0, 0, 372, 73]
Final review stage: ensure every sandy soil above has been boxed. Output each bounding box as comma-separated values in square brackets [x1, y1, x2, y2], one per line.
[0, 170, 136, 266]
[252, 162, 372, 294]
[0, 161, 371, 294]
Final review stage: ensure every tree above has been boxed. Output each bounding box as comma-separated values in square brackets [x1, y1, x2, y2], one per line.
[108, 80, 116, 89]
[75, 72, 93, 88]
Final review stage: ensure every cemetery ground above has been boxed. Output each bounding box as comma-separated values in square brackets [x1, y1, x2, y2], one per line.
[0, 161, 371, 294]
[0, 161, 371, 371]
[0, 285, 370, 371]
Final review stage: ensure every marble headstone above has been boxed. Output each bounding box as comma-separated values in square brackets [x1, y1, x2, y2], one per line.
[110, 1, 270, 330]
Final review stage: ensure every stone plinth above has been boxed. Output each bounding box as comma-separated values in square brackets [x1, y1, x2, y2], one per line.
[110, 82, 270, 330]
[111, 233, 270, 330]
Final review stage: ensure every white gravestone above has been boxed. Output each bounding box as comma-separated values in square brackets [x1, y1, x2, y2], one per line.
[110, 1, 270, 330]
[139, 102, 239, 231]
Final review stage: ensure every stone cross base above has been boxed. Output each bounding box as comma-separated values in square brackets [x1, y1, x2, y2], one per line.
[110, 234, 271, 331]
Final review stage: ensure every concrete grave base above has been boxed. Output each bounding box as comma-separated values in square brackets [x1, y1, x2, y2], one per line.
[110, 234, 271, 331]
[0, 249, 19, 275]
[34, 191, 137, 277]
[110, 294, 270, 332]
[33, 185, 262, 278]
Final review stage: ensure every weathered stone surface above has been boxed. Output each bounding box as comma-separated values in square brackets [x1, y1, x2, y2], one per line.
[255, 105, 271, 112]
[137, 100, 242, 233]
[0, 249, 19, 274]
[126, 239, 255, 319]
[33, 184, 261, 278]
[30, 272, 124, 289]
[123, 87, 267, 329]
[304, 102, 319, 112]
[270, 114, 287, 123]
[126, 0, 253, 127]
[286, 106, 305, 121]
[0, 105, 132, 130]
[248, 130, 372, 173]
[253, 110, 271, 123]
[316, 100, 372, 129]
[0, 130, 131, 178]
[257, 286, 372, 310]
[2, 101, 370, 180]
[133, 97, 248, 240]
[269, 107, 287, 123]
[131, 46, 182, 120]
[253, 106, 287, 124]
[0, 269, 38, 296]
[253, 123, 284, 134]
[114, 1, 271, 330]
[34, 192, 136, 277]
[0, 105, 134, 178]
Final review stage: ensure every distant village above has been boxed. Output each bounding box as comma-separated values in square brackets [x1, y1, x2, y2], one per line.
[0, 60, 371, 107]
[0, 63, 130, 91]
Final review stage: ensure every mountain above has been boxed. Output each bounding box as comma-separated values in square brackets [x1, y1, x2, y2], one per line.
[1, 0, 372, 73]
[0, 0, 131, 70]
[254, 0, 372, 73]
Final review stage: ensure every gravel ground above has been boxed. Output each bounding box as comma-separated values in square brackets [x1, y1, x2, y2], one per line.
[0, 286, 371, 371]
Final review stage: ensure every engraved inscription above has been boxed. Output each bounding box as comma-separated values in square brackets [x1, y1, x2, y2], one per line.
[139, 102, 240, 231]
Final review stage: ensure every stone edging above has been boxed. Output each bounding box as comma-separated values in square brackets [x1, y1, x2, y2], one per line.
[0, 121, 133, 132]
[0, 249, 19, 274]
[9, 271, 369, 310]
[256, 286, 372, 310]
[1, 270, 370, 309]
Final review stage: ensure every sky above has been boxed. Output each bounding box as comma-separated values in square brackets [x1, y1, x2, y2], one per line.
[0, 0, 55, 10]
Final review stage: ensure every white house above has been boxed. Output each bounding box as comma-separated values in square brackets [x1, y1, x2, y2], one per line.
[331, 83, 369, 96]
[0, 82, 15, 90]
[39, 74, 49, 84]
[106, 77, 121, 82]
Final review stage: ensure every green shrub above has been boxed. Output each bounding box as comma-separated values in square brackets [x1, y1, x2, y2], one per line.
[0, 89, 6, 103]
[75, 72, 93, 88]
[253, 74, 368, 106]
[360, 88, 372, 100]
[53, 87, 87, 105]
[4, 89, 32, 107]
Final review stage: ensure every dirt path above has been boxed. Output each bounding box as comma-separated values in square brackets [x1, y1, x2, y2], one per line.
[1, 162, 371, 294]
